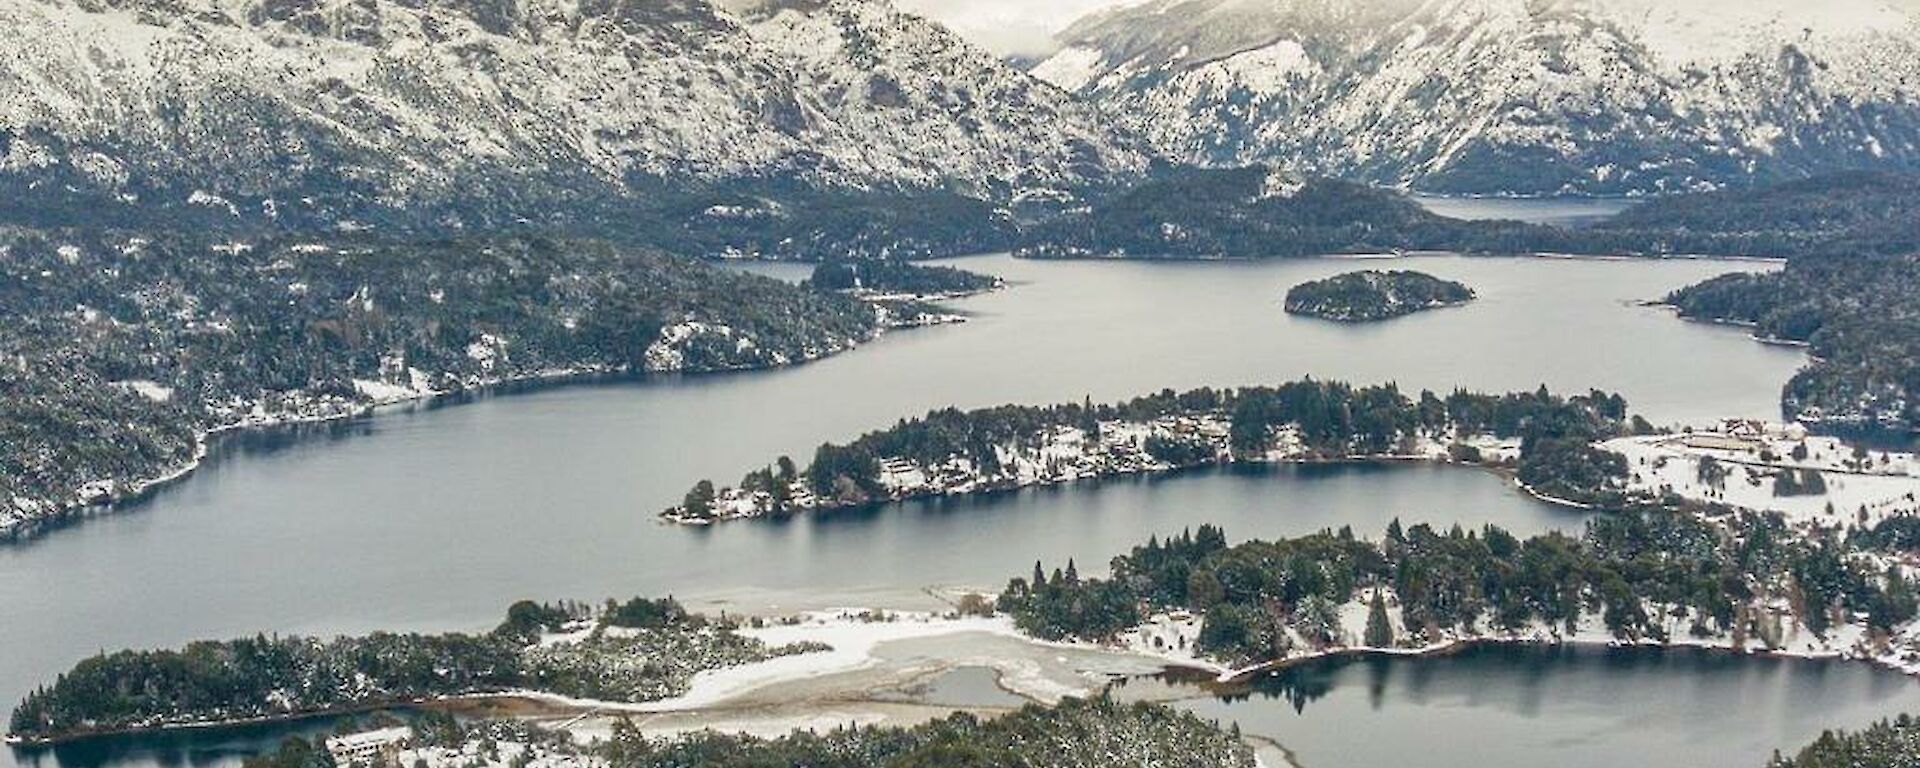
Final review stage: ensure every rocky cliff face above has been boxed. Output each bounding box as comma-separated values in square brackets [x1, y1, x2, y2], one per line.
[1032, 0, 1920, 195]
[0, 0, 1148, 231]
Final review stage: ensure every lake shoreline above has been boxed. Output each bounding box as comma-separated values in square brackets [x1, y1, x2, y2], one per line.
[13, 605, 1911, 754]
[3, 698, 444, 749]
[1182, 634, 1902, 688]
[0, 305, 987, 548]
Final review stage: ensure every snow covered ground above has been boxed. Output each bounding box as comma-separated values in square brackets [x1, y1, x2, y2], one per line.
[1606, 428, 1920, 525]
[631, 612, 1034, 711]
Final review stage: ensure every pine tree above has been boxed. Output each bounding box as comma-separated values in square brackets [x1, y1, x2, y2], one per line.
[1032, 561, 1046, 590]
[1365, 590, 1393, 648]
[683, 479, 717, 518]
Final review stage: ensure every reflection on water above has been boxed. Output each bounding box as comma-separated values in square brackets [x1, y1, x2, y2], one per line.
[1410, 196, 1640, 228]
[1176, 644, 1920, 768]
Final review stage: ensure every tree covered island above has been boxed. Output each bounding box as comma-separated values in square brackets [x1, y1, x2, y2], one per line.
[807, 259, 1003, 299]
[1283, 270, 1477, 322]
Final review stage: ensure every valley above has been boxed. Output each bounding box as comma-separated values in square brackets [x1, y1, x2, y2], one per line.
[0, 252, 1823, 768]
[5, 0, 1920, 766]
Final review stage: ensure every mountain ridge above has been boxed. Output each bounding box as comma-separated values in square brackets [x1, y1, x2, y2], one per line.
[1032, 0, 1920, 195]
[0, 0, 1149, 238]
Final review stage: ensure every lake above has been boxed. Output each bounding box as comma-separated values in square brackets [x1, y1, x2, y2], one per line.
[1, 252, 1812, 768]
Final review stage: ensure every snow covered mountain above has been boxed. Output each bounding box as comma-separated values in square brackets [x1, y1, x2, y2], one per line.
[0, 0, 1148, 231]
[1033, 0, 1920, 195]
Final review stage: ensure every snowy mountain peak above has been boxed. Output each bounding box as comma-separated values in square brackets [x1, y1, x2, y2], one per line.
[0, 0, 1148, 231]
[1035, 0, 1920, 194]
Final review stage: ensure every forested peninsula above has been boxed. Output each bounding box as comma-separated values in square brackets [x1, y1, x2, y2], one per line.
[1666, 254, 1920, 434]
[663, 380, 1643, 523]
[1000, 508, 1920, 675]
[6, 597, 815, 744]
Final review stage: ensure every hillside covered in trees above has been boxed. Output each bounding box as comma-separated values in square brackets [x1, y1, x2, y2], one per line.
[599, 696, 1253, 768]
[1017, 168, 1920, 261]
[1000, 508, 1920, 668]
[1016, 167, 1548, 259]
[807, 259, 1003, 297]
[0, 228, 942, 544]
[1592, 172, 1920, 261]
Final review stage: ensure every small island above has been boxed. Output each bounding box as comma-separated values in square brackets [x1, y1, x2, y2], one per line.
[1284, 270, 1476, 322]
[807, 259, 1003, 300]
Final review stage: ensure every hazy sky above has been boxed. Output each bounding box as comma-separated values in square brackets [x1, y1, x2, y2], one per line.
[897, 0, 1137, 56]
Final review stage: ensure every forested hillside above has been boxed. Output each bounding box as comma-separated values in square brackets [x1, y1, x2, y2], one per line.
[1770, 714, 1920, 767]
[1593, 172, 1920, 259]
[1668, 255, 1920, 434]
[0, 230, 894, 542]
[598, 697, 1255, 768]
[1002, 510, 1920, 667]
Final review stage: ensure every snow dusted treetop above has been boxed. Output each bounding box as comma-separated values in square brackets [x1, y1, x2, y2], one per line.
[1032, 0, 1920, 195]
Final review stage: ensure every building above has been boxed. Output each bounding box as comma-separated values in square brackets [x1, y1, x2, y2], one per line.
[325, 727, 413, 767]
[877, 458, 929, 492]
[1683, 433, 1764, 453]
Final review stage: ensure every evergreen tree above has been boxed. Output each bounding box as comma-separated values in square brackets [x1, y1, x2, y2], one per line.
[683, 480, 717, 518]
[1365, 590, 1394, 648]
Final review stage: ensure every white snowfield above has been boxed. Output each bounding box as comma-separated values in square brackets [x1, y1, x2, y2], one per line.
[636, 612, 1042, 712]
[502, 610, 1107, 718]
